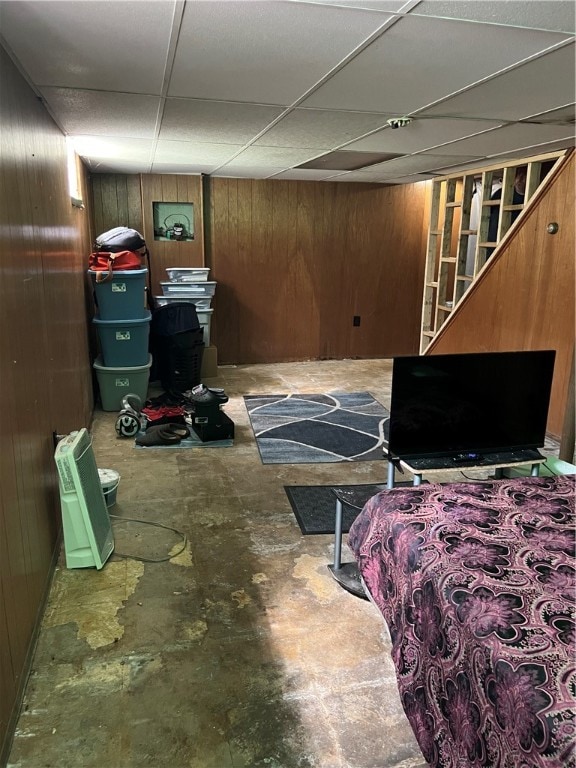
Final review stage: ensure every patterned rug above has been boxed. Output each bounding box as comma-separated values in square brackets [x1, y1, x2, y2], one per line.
[244, 392, 389, 464]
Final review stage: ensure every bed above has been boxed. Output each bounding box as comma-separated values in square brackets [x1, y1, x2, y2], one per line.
[348, 474, 575, 768]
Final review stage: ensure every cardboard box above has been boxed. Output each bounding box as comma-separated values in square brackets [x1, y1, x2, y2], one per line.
[201, 345, 218, 379]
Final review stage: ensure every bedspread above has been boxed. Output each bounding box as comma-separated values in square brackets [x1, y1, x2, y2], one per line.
[348, 475, 575, 768]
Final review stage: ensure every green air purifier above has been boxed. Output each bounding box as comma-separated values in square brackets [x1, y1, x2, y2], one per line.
[55, 429, 114, 569]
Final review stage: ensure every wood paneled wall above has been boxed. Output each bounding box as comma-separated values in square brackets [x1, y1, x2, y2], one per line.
[140, 174, 204, 295]
[209, 178, 430, 363]
[429, 151, 575, 439]
[0, 46, 93, 762]
[90, 173, 143, 241]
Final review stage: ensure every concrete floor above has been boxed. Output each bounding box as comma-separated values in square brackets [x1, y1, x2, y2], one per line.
[8, 358, 532, 768]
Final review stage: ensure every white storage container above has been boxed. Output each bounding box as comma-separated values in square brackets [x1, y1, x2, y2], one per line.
[160, 281, 216, 298]
[197, 308, 214, 346]
[166, 267, 210, 282]
[154, 295, 212, 310]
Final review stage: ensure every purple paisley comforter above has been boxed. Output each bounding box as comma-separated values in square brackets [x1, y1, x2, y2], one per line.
[348, 474, 575, 768]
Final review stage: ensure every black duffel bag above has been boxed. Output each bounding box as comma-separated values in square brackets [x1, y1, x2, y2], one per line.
[94, 226, 146, 253]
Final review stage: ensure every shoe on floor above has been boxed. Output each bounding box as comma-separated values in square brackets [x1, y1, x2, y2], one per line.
[135, 423, 189, 446]
[184, 384, 229, 405]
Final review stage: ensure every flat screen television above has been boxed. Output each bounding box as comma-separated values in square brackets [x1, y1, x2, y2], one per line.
[387, 350, 556, 460]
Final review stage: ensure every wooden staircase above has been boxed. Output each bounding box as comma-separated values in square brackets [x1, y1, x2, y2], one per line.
[420, 150, 569, 353]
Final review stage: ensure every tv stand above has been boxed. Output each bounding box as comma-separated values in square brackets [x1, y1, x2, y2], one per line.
[384, 447, 546, 488]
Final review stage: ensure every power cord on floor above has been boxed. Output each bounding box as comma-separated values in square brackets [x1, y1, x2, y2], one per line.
[108, 514, 187, 563]
[459, 471, 490, 481]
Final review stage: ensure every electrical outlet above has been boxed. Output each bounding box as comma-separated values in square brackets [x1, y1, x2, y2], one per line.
[353, 316, 361, 327]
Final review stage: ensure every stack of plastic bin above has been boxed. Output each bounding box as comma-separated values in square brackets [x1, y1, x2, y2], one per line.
[155, 267, 216, 346]
[89, 268, 152, 411]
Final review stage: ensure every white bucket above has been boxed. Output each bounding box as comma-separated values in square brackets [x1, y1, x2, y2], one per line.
[98, 468, 120, 508]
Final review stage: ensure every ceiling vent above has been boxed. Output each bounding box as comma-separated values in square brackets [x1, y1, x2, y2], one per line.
[296, 151, 404, 172]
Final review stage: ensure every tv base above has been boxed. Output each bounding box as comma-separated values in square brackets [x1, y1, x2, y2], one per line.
[327, 563, 368, 600]
[384, 447, 546, 488]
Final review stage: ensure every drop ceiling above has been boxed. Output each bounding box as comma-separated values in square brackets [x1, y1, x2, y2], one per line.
[1, 0, 574, 184]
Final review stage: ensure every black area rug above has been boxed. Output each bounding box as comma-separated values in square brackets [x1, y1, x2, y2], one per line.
[244, 392, 389, 464]
[285, 483, 388, 535]
[285, 481, 430, 535]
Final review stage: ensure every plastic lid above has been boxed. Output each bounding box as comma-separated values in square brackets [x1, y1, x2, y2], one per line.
[93, 353, 152, 371]
[88, 268, 149, 277]
[93, 311, 151, 326]
[159, 281, 216, 286]
[98, 468, 120, 485]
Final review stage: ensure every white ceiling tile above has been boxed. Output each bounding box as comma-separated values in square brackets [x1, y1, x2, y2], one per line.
[435, 123, 575, 157]
[288, 0, 408, 11]
[522, 104, 576, 124]
[222, 146, 321, 168]
[90, 162, 149, 175]
[72, 136, 154, 162]
[486, 139, 575, 161]
[303, 15, 571, 113]
[151, 163, 218, 174]
[383, 174, 438, 184]
[160, 99, 284, 143]
[344, 117, 502, 153]
[0, 1, 174, 93]
[422, 149, 569, 176]
[423, 44, 576, 121]
[2, 0, 571, 182]
[329, 172, 390, 183]
[211, 166, 286, 179]
[254, 108, 391, 149]
[350, 153, 483, 177]
[168, 0, 394, 103]
[411, 1, 575, 34]
[154, 140, 243, 165]
[269, 168, 349, 181]
[39, 88, 161, 138]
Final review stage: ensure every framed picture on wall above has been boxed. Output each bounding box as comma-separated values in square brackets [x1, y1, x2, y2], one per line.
[153, 202, 194, 242]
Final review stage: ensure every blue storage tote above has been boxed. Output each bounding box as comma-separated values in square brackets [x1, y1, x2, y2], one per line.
[89, 268, 148, 320]
[93, 311, 151, 367]
[94, 354, 152, 411]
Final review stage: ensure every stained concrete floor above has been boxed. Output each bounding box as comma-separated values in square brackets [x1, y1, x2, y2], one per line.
[8, 359, 543, 768]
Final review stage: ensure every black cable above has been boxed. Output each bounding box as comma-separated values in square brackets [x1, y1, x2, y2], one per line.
[459, 471, 490, 481]
[109, 514, 187, 563]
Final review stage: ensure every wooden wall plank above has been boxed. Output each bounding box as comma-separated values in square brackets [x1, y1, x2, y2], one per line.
[209, 177, 429, 364]
[91, 174, 143, 240]
[0, 561, 17, 742]
[90, 171, 431, 365]
[0, 45, 93, 760]
[140, 174, 204, 294]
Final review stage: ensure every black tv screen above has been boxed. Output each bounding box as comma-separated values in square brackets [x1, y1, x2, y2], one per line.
[388, 350, 555, 460]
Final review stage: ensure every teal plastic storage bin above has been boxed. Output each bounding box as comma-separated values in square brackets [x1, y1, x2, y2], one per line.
[93, 311, 151, 367]
[94, 354, 152, 411]
[89, 268, 148, 320]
